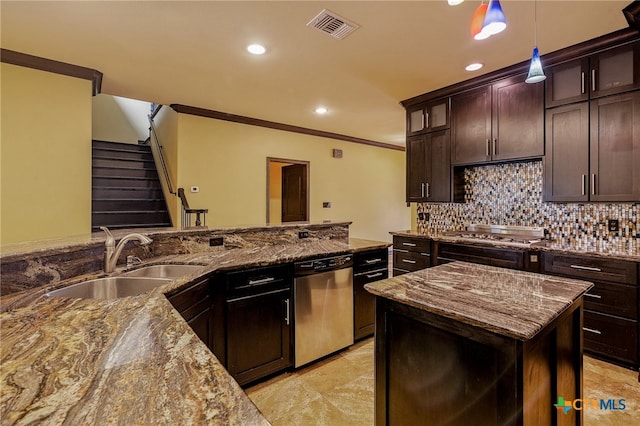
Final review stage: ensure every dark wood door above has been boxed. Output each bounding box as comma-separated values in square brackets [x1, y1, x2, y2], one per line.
[406, 135, 427, 202]
[227, 288, 292, 386]
[590, 41, 640, 99]
[426, 129, 451, 202]
[407, 104, 426, 135]
[491, 74, 544, 161]
[281, 164, 307, 222]
[590, 91, 640, 202]
[544, 103, 590, 202]
[451, 86, 491, 165]
[545, 58, 590, 108]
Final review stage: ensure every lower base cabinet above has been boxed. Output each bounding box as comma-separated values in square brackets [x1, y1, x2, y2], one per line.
[167, 278, 216, 350]
[225, 264, 293, 387]
[354, 249, 389, 340]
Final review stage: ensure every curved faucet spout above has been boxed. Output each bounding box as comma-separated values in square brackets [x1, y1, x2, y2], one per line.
[100, 227, 153, 273]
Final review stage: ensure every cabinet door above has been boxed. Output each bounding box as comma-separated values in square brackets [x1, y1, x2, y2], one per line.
[407, 104, 426, 135]
[492, 74, 544, 161]
[186, 303, 215, 349]
[354, 267, 388, 340]
[227, 288, 292, 386]
[425, 98, 450, 132]
[425, 130, 451, 202]
[545, 58, 589, 108]
[590, 91, 640, 202]
[544, 103, 589, 202]
[451, 86, 492, 165]
[406, 135, 427, 202]
[590, 42, 640, 99]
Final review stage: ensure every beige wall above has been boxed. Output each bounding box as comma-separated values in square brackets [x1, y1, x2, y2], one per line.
[92, 94, 150, 144]
[176, 114, 410, 242]
[1, 63, 92, 244]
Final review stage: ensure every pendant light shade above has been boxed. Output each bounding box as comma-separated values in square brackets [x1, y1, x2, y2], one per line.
[525, 47, 546, 83]
[482, 0, 507, 36]
[471, 3, 490, 40]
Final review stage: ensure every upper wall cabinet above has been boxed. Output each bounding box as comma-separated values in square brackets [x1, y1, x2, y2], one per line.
[546, 41, 640, 108]
[406, 98, 450, 136]
[451, 74, 544, 165]
[406, 130, 451, 203]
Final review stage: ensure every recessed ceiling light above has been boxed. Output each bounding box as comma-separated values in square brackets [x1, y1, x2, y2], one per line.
[465, 62, 484, 71]
[247, 44, 266, 55]
[448, 0, 465, 5]
[315, 107, 328, 115]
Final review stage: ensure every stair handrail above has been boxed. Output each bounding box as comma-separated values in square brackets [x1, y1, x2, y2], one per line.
[148, 111, 175, 195]
[177, 187, 209, 228]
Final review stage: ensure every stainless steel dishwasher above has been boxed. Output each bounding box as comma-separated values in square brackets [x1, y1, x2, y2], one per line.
[294, 254, 354, 368]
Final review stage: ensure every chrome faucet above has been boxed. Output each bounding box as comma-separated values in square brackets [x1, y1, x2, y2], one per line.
[100, 227, 152, 273]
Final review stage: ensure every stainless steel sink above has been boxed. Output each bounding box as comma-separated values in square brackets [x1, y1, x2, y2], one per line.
[46, 277, 173, 299]
[121, 264, 205, 279]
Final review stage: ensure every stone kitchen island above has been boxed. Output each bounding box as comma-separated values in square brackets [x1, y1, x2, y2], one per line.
[365, 261, 594, 426]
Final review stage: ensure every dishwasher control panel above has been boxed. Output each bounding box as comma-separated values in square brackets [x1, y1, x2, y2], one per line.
[294, 255, 353, 276]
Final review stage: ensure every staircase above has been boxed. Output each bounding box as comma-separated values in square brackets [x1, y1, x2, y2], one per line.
[92, 140, 172, 231]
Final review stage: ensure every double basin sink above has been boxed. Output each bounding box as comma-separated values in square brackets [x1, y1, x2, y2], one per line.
[46, 264, 205, 300]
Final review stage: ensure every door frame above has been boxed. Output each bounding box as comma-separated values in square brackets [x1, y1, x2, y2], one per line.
[266, 157, 310, 224]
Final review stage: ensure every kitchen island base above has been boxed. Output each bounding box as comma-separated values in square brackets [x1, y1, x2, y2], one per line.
[374, 297, 584, 425]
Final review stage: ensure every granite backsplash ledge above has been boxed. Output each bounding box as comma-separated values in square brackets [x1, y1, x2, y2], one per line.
[0, 222, 351, 295]
[417, 160, 639, 247]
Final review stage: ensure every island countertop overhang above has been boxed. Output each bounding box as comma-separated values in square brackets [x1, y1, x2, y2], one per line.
[365, 261, 594, 341]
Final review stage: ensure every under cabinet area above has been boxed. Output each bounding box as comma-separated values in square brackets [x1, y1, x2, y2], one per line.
[354, 249, 389, 340]
[542, 252, 639, 367]
[225, 264, 293, 387]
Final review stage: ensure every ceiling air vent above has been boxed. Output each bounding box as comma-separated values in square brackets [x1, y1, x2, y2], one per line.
[306, 9, 359, 40]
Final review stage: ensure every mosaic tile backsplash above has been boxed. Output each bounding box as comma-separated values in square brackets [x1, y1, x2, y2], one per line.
[417, 161, 639, 246]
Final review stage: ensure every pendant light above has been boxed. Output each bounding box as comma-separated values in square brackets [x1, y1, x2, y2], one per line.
[482, 0, 507, 37]
[470, 2, 490, 40]
[525, 0, 546, 83]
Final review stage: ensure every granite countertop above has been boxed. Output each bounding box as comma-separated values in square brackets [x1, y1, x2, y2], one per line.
[365, 261, 593, 341]
[0, 237, 389, 424]
[390, 230, 640, 262]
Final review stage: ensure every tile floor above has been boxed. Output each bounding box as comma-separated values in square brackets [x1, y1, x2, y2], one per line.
[246, 338, 640, 426]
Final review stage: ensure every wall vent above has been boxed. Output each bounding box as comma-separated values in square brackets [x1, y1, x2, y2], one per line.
[306, 9, 359, 40]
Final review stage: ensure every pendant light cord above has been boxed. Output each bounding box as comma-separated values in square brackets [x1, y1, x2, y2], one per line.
[534, 0, 538, 46]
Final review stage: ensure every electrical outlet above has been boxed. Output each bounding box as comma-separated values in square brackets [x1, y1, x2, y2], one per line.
[418, 212, 425, 221]
[209, 237, 223, 246]
[607, 219, 619, 232]
[298, 231, 309, 239]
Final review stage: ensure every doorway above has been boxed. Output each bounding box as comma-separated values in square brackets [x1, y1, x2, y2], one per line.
[267, 158, 310, 223]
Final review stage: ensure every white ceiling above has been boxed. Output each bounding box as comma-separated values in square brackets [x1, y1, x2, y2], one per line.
[1, 1, 632, 146]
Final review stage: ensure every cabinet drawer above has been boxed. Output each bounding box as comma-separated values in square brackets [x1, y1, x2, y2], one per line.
[354, 249, 389, 273]
[167, 278, 209, 313]
[227, 264, 292, 300]
[393, 250, 430, 271]
[583, 311, 638, 364]
[354, 267, 389, 283]
[584, 282, 638, 319]
[393, 236, 431, 253]
[542, 253, 637, 285]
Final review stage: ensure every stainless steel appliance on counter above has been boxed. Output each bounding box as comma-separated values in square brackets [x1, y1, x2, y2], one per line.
[294, 254, 354, 368]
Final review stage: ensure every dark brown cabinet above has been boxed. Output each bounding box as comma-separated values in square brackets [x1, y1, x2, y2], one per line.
[406, 98, 450, 135]
[546, 42, 640, 108]
[545, 91, 640, 202]
[392, 236, 431, 276]
[544, 102, 590, 202]
[353, 248, 389, 340]
[167, 277, 224, 361]
[590, 91, 640, 201]
[433, 242, 528, 271]
[405, 130, 451, 202]
[542, 252, 639, 367]
[451, 75, 544, 165]
[225, 264, 293, 386]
